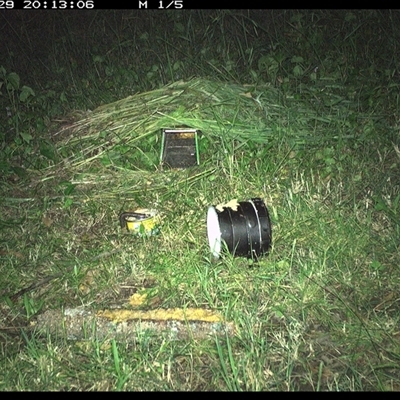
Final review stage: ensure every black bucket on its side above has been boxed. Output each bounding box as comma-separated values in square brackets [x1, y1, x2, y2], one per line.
[207, 198, 272, 259]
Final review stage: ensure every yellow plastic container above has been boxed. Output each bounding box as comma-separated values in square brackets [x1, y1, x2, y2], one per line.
[119, 209, 160, 236]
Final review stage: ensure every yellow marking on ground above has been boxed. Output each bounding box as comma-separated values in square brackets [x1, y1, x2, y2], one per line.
[129, 292, 148, 307]
[97, 308, 223, 323]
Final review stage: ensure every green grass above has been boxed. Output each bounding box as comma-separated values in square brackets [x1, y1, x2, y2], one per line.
[1, 9, 400, 391]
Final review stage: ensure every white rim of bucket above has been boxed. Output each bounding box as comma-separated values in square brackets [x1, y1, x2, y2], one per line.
[207, 206, 221, 258]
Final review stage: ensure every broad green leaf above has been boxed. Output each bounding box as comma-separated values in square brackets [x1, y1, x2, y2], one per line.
[19, 85, 35, 102]
[19, 132, 32, 143]
[7, 72, 20, 89]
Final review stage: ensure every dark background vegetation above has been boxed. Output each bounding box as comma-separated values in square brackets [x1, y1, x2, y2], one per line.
[1, 10, 399, 109]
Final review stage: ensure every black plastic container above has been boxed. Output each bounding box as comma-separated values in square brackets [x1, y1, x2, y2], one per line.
[160, 128, 200, 168]
[207, 198, 272, 259]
